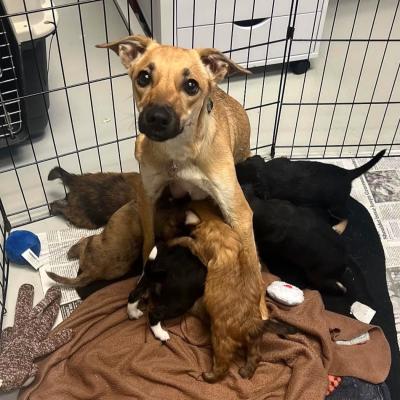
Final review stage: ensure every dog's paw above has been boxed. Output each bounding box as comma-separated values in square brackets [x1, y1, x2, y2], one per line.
[127, 301, 144, 320]
[150, 322, 170, 342]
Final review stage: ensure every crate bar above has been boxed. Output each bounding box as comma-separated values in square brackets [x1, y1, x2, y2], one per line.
[270, 0, 300, 157]
[1, 134, 137, 175]
[0, 198, 10, 330]
[102, 0, 123, 171]
[226, 0, 238, 93]
[372, 63, 400, 154]
[255, 0, 276, 154]
[254, 142, 398, 152]
[0, 0, 102, 20]
[291, 38, 400, 43]
[356, 0, 400, 156]
[323, 0, 362, 157]
[389, 119, 400, 154]
[19, 0, 65, 209]
[50, 4, 86, 173]
[76, 1, 103, 171]
[305, 0, 340, 157]
[242, 0, 257, 106]
[290, 0, 323, 158]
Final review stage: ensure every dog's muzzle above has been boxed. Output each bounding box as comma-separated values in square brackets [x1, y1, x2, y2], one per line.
[138, 104, 182, 142]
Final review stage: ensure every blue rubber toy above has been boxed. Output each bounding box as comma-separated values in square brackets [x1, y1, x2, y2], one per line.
[5, 230, 41, 265]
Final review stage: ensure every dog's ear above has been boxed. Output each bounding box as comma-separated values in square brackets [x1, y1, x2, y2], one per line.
[96, 35, 155, 69]
[195, 48, 251, 82]
[185, 210, 201, 226]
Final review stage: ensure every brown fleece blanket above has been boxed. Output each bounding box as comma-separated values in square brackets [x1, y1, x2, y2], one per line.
[18, 274, 390, 400]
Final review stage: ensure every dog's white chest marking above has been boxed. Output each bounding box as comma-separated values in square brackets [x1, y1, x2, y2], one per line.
[151, 322, 170, 342]
[168, 162, 210, 200]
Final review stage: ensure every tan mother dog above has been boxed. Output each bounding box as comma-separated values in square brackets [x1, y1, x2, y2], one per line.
[97, 35, 267, 319]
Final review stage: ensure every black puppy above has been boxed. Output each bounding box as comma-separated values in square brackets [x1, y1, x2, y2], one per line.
[127, 243, 207, 342]
[242, 185, 370, 299]
[236, 150, 385, 226]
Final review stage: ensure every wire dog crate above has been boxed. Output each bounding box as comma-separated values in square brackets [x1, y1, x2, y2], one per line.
[0, 16, 23, 143]
[0, 0, 399, 324]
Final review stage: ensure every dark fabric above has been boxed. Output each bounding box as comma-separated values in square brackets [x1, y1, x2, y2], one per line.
[266, 198, 400, 397]
[327, 377, 391, 400]
[323, 199, 399, 397]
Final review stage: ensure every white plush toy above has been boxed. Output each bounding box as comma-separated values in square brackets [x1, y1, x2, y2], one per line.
[267, 281, 304, 306]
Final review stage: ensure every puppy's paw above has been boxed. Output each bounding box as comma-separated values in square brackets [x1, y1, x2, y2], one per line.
[202, 371, 222, 383]
[239, 365, 255, 379]
[150, 322, 170, 342]
[127, 301, 144, 320]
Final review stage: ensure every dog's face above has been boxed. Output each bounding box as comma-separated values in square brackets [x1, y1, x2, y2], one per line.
[97, 35, 249, 142]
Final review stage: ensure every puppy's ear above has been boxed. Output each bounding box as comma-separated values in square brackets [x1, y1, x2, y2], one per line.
[185, 210, 201, 226]
[195, 48, 251, 82]
[96, 35, 155, 69]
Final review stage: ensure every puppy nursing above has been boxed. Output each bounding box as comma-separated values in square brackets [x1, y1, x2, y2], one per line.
[236, 150, 385, 234]
[242, 185, 354, 295]
[169, 201, 295, 382]
[47, 189, 187, 287]
[127, 243, 207, 342]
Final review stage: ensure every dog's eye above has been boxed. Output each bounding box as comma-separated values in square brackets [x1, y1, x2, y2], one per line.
[137, 70, 152, 87]
[183, 79, 199, 96]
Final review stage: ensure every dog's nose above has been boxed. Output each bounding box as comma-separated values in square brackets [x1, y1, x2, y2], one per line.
[146, 107, 170, 128]
[139, 104, 181, 141]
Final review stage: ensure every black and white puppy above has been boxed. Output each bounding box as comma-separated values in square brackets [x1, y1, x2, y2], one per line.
[236, 150, 385, 229]
[127, 243, 206, 342]
[242, 185, 368, 298]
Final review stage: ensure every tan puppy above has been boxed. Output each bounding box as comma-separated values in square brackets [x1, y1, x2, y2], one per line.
[169, 201, 294, 382]
[47, 193, 187, 288]
[96, 36, 266, 319]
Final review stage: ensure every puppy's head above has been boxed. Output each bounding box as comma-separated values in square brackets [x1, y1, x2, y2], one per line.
[97, 35, 249, 142]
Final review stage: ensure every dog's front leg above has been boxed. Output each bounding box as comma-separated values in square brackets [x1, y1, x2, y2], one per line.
[210, 175, 257, 266]
[210, 171, 268, 320]
[138, 165, 167, 263]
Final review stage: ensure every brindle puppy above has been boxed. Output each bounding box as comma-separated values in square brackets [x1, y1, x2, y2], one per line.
[47, 190, 188, 288]
[48, 166, 140, 229]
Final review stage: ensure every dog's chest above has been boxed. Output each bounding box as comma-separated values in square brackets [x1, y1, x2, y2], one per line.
[167, 160, 210, 200]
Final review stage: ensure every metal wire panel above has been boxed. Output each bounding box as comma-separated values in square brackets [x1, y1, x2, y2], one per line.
[0, 198, 10, 330]
[0, 0, 397, 229]
[274, 0, 400, 159]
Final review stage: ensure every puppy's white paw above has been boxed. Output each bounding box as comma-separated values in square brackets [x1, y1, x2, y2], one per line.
[127, 301, 143, 320]
[150, 322, 170, 342]
[149, 246, 158, 260]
